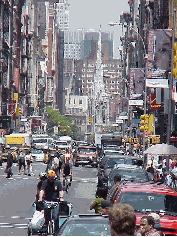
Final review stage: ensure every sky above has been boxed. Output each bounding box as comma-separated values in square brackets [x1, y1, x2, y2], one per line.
[69, 0, 130, 59]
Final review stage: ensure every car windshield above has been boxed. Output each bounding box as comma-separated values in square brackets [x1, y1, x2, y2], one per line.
[56, 142, 67, 146]
[50, 150, 56, 154]
[78, 148, 96, 154]
[109, 169, 148, 181]
[106, 158, 125, 168]
[104, 147, 120, 151]
[60, 222, 110, 236]
[104, 151, 124, 156]
[33, 139, 47, 143]
[31, 149, 43, 154]
[118, 192, 177, 214]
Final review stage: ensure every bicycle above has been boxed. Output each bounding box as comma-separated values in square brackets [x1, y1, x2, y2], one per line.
[44, 200, 59, 235]
[27, 200, 73, 236]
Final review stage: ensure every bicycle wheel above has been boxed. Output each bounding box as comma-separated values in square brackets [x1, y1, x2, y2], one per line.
[27, 227, 32, 236]
[48, 221, 54, 235]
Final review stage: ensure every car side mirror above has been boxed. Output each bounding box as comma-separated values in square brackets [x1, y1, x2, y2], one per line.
[101, 200, 111, 208]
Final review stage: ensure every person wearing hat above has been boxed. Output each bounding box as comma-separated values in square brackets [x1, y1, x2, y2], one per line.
[39, 169, 64, 234]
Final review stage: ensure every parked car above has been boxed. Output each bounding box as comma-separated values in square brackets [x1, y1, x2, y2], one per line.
[31, 149, 44, 162]
[99, 151, 125, 168]
[107, 164, 149, 188]
[57, 214, 110, 236]
[102, 182, 177, 236]
[102, 156, 143, 179]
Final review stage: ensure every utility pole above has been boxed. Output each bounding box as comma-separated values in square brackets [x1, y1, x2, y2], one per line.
[166, 8, 176, 171]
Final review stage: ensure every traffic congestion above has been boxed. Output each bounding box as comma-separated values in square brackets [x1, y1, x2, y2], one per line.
[0, 133, 177, 236]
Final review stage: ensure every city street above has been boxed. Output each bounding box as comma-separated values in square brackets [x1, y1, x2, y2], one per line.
[0, 161, 98, 236]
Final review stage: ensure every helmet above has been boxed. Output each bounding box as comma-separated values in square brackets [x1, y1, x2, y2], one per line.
[39, 172, 47, 180]
[48, 170, 56, 177]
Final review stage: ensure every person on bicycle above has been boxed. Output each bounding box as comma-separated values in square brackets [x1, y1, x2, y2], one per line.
[38, 170, 64, 234]
[35, 172, 48, 203]
[62, 158, 72, 187]
[55, 146, 63, 175]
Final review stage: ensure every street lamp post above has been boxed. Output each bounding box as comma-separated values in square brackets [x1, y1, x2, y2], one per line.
[108, 21, 148, 158]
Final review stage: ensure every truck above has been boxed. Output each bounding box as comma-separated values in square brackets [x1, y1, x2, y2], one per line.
[101, 133, 123, 150]
[54, 136, 72, 150]
[74, 145, 98, 167]
[32, 134, 53, 149]
[5, 133, 31, 148]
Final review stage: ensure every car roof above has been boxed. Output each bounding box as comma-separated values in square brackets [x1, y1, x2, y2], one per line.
[78, 146, 96, 149]
[120, 182, 177, 196]
[105, 156, 142, 161]
[113, 164, 143, 169]
[63, 214, 109, 222]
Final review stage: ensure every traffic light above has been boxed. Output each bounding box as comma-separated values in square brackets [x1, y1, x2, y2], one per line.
[151, 135, 160, 144]
[128, 137, 132, 143]
[16, 107, 22, 116]
[133, 138, 139, 144]
[148, 114, 154, 135]
[173, 42, 177, 79]
[140, 114, 149, 131]
[89, 117, 92, 123]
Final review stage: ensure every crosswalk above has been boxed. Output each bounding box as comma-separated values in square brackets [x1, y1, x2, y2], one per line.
[0, 216, 29, 229]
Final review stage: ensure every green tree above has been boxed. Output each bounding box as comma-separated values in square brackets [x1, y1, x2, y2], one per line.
[46, 107, 80, 139]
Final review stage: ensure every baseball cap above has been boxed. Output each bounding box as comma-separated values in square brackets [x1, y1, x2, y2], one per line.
[48, 170, 56, 177]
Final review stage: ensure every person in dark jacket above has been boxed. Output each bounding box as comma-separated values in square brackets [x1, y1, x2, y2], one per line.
[62, 158, 72, 187]
[45, 150, 52, 172]
[6, 149, 13, 178]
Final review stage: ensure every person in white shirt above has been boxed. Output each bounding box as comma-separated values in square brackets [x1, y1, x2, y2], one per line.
[25, 150, 33, 176]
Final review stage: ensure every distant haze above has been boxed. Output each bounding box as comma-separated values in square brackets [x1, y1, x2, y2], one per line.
[69, 0, 130, 59]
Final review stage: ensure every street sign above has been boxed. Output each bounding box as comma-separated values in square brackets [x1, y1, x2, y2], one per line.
[116, 119, 123, 124]
[129, 100, 143, 106]
[119, 116, 128, 120]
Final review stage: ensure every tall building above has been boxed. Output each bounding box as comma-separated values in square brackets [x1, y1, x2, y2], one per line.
[55, 0, 70, 31]
[83, 31, 113, 61]
[64, 29, 86, 59]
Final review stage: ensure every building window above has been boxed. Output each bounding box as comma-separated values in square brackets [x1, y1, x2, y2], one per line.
[79, 99, 83, 105]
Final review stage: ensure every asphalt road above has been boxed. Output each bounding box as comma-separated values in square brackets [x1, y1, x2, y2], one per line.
[0, 161, 98, 236]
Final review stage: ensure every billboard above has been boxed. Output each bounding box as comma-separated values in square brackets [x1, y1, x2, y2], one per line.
[129, 68, 144, 100]
[147, 29, 172, 79]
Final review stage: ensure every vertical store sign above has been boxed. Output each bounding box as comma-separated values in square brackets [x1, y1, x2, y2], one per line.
[129, 68, 145, 99]
[147, 29, 172, 79]
[14, 68, 19, 91]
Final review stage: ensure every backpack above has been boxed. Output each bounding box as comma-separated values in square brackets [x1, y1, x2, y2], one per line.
[64, 165, 70, 175]
[20, 153, 25, 163]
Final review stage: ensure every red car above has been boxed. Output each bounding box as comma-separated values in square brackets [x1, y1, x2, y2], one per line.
[104, 182, 177, 235]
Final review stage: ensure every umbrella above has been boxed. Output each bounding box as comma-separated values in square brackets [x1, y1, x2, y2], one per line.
[143, 143, 177, 156]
